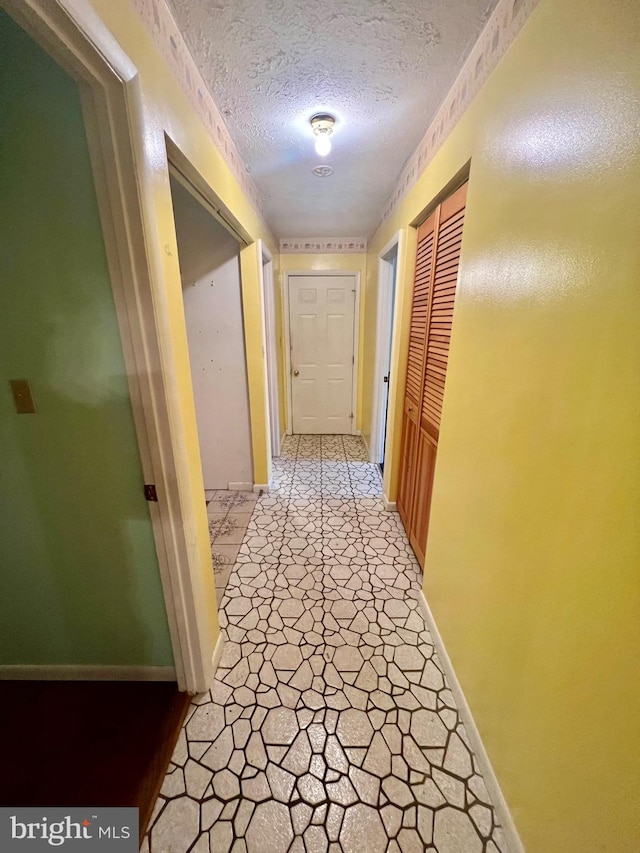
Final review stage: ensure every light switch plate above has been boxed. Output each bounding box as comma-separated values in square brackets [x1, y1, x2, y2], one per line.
[9, 379, 36, 414]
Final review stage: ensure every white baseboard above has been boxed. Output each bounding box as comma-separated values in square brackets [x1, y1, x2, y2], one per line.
[417, 591, 524, 853]
[0, 665, 177, 681]
[228, 481, 254, 491]
[253, 483, 270, 494]
[354, 428, 362, 436]
[383, 493, 397, 511]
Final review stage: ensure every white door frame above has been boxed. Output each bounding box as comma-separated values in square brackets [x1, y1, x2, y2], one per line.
[370, 231, 402, 463]
[5, 0, 218, 693]
[259, 241, 280, 459]
[284, 270, 361, 436]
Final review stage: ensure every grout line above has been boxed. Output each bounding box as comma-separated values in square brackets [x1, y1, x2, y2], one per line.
[151, 434, 512, 852]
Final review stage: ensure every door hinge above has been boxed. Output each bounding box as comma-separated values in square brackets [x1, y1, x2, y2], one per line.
[350, 412, 354, 419]
[144, 484, 159, 502]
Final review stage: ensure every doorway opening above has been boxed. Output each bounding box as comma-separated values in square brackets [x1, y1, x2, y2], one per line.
[285, 271, 360, 435]
[168, 168, 256, 599]
[371, 234, 400, 470]
[0, 6, 191, 836]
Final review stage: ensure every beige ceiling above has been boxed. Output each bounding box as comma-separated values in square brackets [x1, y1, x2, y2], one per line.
[167, 0, 498, 238]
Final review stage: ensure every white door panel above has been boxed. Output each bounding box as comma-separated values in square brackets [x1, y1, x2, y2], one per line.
[289, 275, 356, 434]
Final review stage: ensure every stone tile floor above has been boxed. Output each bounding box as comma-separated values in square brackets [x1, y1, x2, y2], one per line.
[144, 435, 508, 853]
[207, 490, 259, 597]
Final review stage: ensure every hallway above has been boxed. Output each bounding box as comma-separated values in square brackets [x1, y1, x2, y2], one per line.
[145, 436, 507, 853]
[1, 1, 637, 849]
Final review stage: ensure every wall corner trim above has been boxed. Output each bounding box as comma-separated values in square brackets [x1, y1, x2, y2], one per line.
[417, 591, 525, 853]
[382, 495, 398, 511]
[0, 665, 177, 682]
[253, 483, 270, 494]
[210, 632, 225, 683]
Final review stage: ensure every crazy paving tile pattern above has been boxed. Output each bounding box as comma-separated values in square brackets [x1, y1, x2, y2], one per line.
[146, 436, 508, 853]
[207, 490, 258, 597]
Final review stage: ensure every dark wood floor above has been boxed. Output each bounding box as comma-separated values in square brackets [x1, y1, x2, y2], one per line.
[0, 680, 191, 842]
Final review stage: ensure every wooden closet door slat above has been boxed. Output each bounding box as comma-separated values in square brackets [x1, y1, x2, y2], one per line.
[397, 181, 468, 566]
[404, 213, 436, 406]
[420, 182, 467, 435]
[397, 210, 438, 526]
[410, 181, 468, 565]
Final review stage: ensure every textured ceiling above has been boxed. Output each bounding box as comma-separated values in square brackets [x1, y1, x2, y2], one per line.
[166, 0, 497, 238]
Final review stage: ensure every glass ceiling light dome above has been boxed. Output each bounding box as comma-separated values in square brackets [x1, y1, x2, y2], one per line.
[310, 114, 335, 157]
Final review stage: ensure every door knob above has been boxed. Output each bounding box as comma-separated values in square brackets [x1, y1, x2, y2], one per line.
[293, 370, 299, 376]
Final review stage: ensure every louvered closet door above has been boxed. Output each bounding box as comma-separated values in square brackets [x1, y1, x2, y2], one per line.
[397, 182, 468, 563]
[397, 211, 436, 528]
[411, 181, 467, 565]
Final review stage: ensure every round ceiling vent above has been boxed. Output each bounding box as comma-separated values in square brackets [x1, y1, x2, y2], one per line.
[312, 165, 333, 177]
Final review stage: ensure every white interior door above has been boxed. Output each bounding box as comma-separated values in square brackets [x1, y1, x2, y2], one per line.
[289, 274, 356, 434]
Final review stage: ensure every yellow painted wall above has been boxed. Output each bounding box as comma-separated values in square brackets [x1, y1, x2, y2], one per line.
[271, 253, 287, 441]
[360, 258, 377, 453]
[240, 243, 271, 485]
[365, 0, 640, 849]
[84, 1, 278, 653]
[279, 253, 367, 433]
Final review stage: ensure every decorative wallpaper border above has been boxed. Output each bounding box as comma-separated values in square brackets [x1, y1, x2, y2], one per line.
[279, 238, 367, 255]
[372, 0, 541, 237]
[129, 0, 275, 244]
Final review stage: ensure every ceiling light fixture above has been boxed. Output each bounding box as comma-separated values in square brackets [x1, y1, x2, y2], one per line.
[310, 113, 335, 157]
